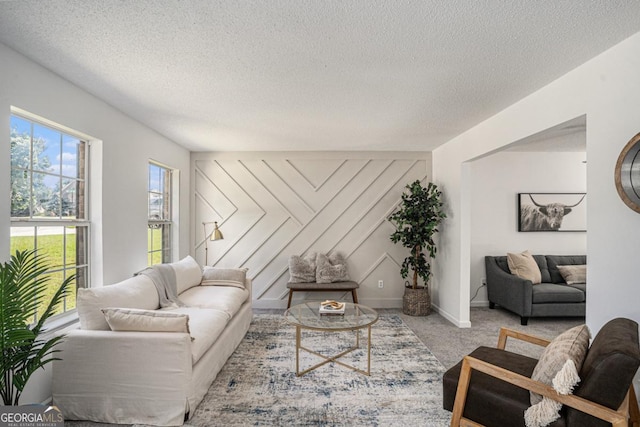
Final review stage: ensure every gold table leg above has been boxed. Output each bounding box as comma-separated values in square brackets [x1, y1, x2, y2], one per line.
[295, 326, 301, 375]
[295, 326, 373, 376]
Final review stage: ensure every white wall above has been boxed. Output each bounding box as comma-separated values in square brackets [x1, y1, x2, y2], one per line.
[469, 151, 587, 306]
[0, 42, 191, 403]
[433, 31, 640, 335]
[191, 152, 431, 308]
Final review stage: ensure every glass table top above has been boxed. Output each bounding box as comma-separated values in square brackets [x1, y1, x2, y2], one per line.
[284, 302, 379, 331]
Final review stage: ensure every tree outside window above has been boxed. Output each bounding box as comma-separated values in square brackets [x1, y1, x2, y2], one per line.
[9, 114, 89, 321]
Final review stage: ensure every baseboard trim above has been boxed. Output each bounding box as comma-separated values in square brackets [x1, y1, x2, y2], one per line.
[432, 303, 471, 328]
[470, 300, 490, 308]
[252, 299, 288, 310]
[252, 298, 403, 310]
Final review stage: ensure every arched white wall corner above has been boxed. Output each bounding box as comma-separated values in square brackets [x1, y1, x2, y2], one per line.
[468, 150, 587, 307]
[433, 30, 640, 334]
[190, 151, 432, 309]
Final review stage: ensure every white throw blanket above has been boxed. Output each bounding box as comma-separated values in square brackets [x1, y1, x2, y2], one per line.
[137, 264, 186, 308]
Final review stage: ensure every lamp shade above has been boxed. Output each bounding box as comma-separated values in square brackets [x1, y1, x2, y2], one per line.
[211, 221, 224, 241]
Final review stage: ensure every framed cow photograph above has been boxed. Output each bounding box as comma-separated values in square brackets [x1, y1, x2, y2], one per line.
[518, 193, 587, 232]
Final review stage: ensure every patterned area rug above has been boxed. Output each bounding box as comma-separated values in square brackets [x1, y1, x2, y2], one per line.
[185, 314, 451, 426]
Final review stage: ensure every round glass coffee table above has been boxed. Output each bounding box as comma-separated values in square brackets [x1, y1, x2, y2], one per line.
[284, 302, 378, 376]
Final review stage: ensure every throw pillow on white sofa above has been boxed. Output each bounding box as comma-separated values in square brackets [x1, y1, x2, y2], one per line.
[77, 275, 160, 330]
[171, 255, 203, 294]
[102, 307, 190, 333]
[201, 266, 248, 289]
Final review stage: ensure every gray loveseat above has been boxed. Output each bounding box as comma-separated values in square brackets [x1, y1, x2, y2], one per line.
[485, 255, 586, 325]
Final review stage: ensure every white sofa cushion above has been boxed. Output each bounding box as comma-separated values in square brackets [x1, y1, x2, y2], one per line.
[161, 307, 229, 364]
[77, 275, 160, 330]
[102, 308, 190, 333]
[170, 255, 203, 294]
[179, 286, 249, 318]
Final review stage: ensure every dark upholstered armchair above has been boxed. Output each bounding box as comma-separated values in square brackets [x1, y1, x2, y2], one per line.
[443, 318, 640, 427]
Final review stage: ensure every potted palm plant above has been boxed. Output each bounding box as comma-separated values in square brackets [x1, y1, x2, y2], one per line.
[388, 180, 446, 316]
[0, 249, 73, 405]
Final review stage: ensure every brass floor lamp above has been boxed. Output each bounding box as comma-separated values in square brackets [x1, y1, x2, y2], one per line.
[202, 221, 224, 265]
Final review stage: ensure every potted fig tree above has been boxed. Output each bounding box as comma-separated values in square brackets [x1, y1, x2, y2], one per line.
[0, 249, 73, 405]
[388, 180, 446, 316]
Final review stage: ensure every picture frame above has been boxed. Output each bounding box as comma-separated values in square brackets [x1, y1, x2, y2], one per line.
[518, 193, 587, 232]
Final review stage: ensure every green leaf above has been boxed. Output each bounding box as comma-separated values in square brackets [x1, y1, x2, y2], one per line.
[0, 249, 72, 405]
[388, 180, 446, 290]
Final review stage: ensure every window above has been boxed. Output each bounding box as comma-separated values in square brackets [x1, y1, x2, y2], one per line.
[148, 163, 172, 265]
[9, 113, 89, 321]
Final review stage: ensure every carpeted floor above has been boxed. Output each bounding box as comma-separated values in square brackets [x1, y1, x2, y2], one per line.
[185, 314, 451, 426]
[65, 307, 583, 426]
[391, 306, 584, 369]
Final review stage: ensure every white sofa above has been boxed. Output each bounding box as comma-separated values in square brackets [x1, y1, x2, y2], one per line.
[52, 256, 253, 426]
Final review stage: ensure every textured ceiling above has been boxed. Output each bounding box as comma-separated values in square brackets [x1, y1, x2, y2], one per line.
[0, 1, 639, 152]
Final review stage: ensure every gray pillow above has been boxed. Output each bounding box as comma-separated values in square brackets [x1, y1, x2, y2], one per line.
[316, 252, 350, 284]
[288, 252, 317, 283]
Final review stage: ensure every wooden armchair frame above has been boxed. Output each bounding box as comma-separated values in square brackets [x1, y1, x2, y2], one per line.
[450, 327, 640, 427]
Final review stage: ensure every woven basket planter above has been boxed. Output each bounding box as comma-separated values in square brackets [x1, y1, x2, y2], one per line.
[403, 287, 431, 316]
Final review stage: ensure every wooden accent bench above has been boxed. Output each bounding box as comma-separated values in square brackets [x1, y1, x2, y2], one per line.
[286, 281, 359, 308]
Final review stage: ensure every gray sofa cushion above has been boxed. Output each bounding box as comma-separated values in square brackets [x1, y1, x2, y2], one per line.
[546, 255, 587, 284]
[568, 283, 586, 293]
[532, 283, 585, 304]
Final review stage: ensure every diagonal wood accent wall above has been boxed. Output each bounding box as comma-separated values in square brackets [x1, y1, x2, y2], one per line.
[191, 152, 431, 308]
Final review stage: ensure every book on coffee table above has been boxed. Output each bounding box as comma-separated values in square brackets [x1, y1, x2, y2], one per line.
[319, 300, 345, 315]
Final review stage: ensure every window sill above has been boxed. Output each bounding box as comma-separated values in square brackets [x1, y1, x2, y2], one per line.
[39, 312, 80, 339]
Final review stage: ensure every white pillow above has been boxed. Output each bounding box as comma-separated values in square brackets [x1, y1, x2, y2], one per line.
[530, 324, 590, 404]
[101, 307, 190, 333]
[170, 255, 203, 294]
[557, 265, 587, 285]
[77, 275, 160, 330]
[507, 250, 542, 284]
[524, 359, 582, 427]
[201, 267, 247, 289]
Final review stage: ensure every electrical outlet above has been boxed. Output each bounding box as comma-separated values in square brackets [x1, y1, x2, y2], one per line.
[481, 277, 487, 286]
[378, 280, 384, 288]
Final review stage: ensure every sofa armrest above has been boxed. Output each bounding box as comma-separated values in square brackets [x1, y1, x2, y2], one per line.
[245, 277, 253, 300]
[450, 356, 634, 427]
[485, 256, 533, 317]
[53, 329, 192, 422]
[496, 327, 551, 350]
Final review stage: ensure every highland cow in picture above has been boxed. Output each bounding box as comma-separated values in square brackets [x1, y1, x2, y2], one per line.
[518, 193, 587, 232]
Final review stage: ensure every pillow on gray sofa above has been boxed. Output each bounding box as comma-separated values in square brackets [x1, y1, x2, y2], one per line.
[546, 255, 587, 283]
[557, 265, 586, 285]
[102, 307, 191, 333]
[288, 252, 317, 283]
[507, 250, 542, 284]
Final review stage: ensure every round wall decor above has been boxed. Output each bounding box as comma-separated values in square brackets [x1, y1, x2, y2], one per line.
[615, 132, 640, 213]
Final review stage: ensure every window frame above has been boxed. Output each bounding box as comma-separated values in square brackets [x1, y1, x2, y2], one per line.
[9, 112, 91, 322]
[148, 161, 173, 265]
